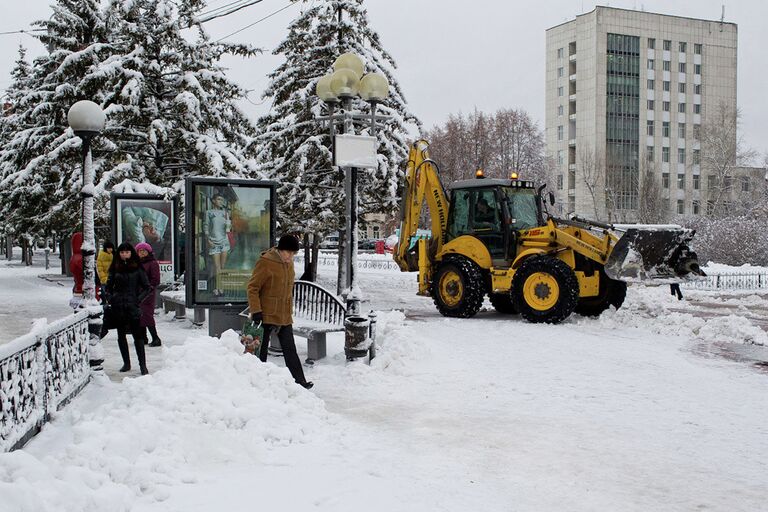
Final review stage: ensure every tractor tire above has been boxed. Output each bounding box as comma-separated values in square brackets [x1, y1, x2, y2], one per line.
[489, 292, 517, 314]
[575, 266, 627, 317]
[511, 256, 579, 324]
[430, 258, 485, 318]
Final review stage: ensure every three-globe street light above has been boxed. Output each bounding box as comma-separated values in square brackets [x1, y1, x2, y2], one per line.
[315, 52, 390, 318]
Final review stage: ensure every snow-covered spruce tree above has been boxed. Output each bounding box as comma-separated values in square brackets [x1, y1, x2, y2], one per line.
[255, 0, 420, 245]
[99, 0, 259, 192]
[0, 0, 112, 235]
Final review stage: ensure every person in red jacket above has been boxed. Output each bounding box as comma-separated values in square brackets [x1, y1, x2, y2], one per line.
[69, 232, 84, 296]
[136, 242, 162, 346]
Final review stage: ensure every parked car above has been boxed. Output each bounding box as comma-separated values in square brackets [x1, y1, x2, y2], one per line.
[319, 235, 339, 250]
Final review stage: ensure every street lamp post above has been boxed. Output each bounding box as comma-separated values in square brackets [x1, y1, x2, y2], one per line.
[315, 52, 389, 360]
[315, 52, 390, 315]
[67, 100, 106, 365]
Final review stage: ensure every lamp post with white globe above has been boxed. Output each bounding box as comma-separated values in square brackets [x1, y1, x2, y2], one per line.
[67, 100, 105, 306]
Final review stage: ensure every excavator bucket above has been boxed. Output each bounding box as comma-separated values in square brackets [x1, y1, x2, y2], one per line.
[604, 227, 705, 282]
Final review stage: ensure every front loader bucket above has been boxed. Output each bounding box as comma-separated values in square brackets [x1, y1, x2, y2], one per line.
[604, 228, 705, 283]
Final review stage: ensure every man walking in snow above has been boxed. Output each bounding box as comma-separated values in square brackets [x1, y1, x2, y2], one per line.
[246, 234, 313, 389]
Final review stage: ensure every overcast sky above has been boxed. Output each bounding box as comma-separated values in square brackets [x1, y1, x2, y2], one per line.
[2, 0, 766, 159]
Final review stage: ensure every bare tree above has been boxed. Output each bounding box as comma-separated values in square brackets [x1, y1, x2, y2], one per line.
[577, 144, 605, 221]
[700, 102, 756, 217]
[637, 153, 664, 223]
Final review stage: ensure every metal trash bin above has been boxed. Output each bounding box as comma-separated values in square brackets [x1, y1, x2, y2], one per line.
[344, 315, 371, 360]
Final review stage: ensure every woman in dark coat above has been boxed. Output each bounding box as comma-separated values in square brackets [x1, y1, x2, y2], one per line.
[105, 242, 151, 374]
[136, 242, 162, 346]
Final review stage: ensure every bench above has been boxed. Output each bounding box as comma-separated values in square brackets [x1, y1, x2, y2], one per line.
[159, 290, 205, 326]
[292, 280, 346, 364]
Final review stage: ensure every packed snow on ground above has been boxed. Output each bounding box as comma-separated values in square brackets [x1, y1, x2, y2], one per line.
[1, 260, 768, 511]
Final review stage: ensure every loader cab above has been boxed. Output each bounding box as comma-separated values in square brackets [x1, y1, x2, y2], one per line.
[446, 179, 541, 265]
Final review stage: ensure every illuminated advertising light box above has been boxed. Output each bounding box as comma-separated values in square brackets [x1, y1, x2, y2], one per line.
[185, 177, 276, 307]
[111, 193, 179, 285]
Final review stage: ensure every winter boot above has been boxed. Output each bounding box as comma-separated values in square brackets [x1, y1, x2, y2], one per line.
[135, 337, 148, 375]
[117, 333, 131, 372]
[148, 325, 162, 347]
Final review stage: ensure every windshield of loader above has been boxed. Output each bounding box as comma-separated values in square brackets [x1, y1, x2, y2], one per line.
[502, 187, 539, 230]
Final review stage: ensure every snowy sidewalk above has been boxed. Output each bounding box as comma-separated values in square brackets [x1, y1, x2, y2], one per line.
[2, 261, 768, 511]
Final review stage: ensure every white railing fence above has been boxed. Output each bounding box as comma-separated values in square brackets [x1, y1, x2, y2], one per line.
[681, 271, 768, 291]
[0, 311, 91, 452]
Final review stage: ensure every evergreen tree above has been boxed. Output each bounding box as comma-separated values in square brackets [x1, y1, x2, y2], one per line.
[0, 0, 110, 235]
[255, 0, 420, 240]
[100, 0, 259, 190]
[0, 0, 260, 235]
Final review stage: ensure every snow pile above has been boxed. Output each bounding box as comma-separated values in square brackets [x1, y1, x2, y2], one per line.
[0, 332, 329, 512]
[595, 286, 768, 346]
[702, 261, 768, 274]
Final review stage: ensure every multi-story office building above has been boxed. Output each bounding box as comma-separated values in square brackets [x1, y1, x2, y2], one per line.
[546, 7, 740, 221]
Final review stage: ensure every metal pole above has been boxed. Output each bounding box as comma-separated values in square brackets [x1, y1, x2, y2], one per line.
[80, 136, 97, 303]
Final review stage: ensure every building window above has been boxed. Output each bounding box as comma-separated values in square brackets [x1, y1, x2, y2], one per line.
[662, 121, 670, 137]
[662, 172, 670, 188]
[557, 174, 564, 190]
[663, 101, 670, 112]
[558, 105, 564, 116]
[693, 149, 700, 165]
[678, 148, 686, 164]
[678, 103, 686, 113]
[723, 176, 732, 191]
[693, 174, 700, 190]
[663, 80, 670, 91]
[677, 199, 685, 214]
[679, 42, 687, 53]
[647, 99, 655, 110]
[558, 86, 564, 97]
[679, 83, 686, 93]
[706, 200, 714, 216]
[741, 176, 751, 192]
[558, 67, 564, 78]
[647, 120, 655, 136]
[557, 150, 564, 165]
[693, 124, 701, 140]
[647, 145, 655, 162]
[694, 63, 702, 75]
[647, 59, 655, 70]
[679, 62, 687, 73]
[662, 147, 670, 163]
[678, 123, 686, 138]
[692, 200, 700, 215]
[557, 48, 564, 59]
[663, 39, 671, 51]
[647, 79, 655, 89]
[663, 60, 671, 71]
[648, 38, 656, 49]
[693, 104, 701, 114]
[694, 43, 702, 55]
[694, 84, 702, 95]
[677, 173, 685, 188]
[557, 125, 563, 141]
[707, 175, 716, 190]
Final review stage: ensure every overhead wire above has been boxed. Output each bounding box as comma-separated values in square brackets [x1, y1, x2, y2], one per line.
[196, 0, 265, 24]
[215, 1, 296, 41]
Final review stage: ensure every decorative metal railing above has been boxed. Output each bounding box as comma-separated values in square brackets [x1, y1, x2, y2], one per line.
[0, 310, 91, 452]
[681, 271, 768, 291]
[296, 254, 399, 272]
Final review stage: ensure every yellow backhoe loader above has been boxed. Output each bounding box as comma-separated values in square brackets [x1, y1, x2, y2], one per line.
[394, 140, 704, 324]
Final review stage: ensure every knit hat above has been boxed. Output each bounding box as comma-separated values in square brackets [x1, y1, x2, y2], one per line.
[135, 242, 153, 253]
[277, 235, 300, 252]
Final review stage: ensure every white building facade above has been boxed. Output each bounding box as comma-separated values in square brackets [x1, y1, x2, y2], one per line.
[546, 7, 738, 221]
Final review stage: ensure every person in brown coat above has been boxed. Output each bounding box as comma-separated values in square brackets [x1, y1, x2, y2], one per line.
[246, 235, 313, 389]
